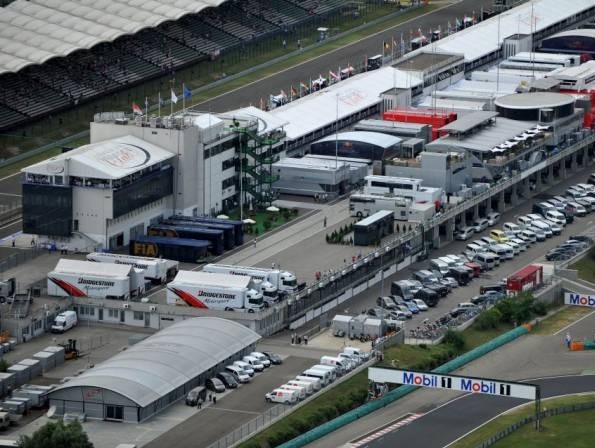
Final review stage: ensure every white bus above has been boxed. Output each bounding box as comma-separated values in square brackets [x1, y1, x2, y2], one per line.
[349, 193, 410, 219]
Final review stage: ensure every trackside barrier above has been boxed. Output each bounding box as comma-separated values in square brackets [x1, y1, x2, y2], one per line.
[277, 325, 530, 448]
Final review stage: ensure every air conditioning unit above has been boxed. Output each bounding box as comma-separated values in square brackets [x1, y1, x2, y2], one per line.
[123, 303, 130, 309]
[149, 305, 157, 312]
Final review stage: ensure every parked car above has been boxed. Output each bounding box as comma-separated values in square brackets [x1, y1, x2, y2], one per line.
[450, 302, 478, 317]
[185, 386, 207, 406]
[216, 371, 239, 388]
[206, 377, 226, 393]
[396, 304, 413, 318]
[262, 352, 283, 365]
[487, 212, 501, 226]
[471, 290, 505, 305]
[413, 298, 428, 311]
[455, 227, 475, 241]
[473, 218, 489, 232]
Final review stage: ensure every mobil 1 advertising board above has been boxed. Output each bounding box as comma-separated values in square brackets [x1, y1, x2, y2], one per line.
[368, 368, 537, 400]
[564, 292, 595, 308]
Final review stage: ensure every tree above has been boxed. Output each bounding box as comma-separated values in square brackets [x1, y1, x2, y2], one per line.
[18, 421, 93, 448]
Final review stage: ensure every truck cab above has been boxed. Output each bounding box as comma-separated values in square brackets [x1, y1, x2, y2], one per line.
[245, 289, 265, 312]
[279, 271, 298, 294]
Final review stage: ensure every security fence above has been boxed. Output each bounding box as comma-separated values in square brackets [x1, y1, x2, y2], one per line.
[476, 400, 595, 448]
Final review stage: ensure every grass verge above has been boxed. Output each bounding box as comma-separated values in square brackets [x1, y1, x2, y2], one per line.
[450, 393, 595, 448]
[569, 252, 595, 284]
[532, 305, 593, 335]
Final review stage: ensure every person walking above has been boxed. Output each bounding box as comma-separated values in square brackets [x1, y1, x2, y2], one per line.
[213, 396, 217, 405]
[197, 399, 202, 409]
[323, 217, 327, 228]
[304, 335, 309, 345]
[253, 238, 257, 248]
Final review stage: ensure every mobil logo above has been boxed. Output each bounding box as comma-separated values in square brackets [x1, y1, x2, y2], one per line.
[567, 293, 595, 307]
[460, 378, 497, 394]
[403, 372, 438, 388]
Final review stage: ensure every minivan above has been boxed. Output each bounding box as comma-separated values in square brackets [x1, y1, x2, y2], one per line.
[568, 201, 587, 216]
[430, 259, 450, 276]
[487, 212, 500, 226]
[489, 230, 508, 243]
[414, 288, 439, 307]
[185, 386, 207, 406]
[243, 356, 265, 372]
[455, 227, 474, 241]
[473, 218, 489, 232]
[250, 352, 271, 368]
[51, 311, 78, 333]
[475, 252, 499, 269]
[517, 216, 533, 228]
[225, 365, 251, 383]
[390, 280, 414, 301]
[533, 202, 554, 216]
[519, 229, 537, 243]
[529, 220, 552, 237]
[492, 244, 514, 260]
[233, 361, 255, 377]
[464, 243, 483, 260]
[544, 210, 566, 226]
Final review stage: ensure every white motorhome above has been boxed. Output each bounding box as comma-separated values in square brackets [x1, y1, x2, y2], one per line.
[265, 389, 298, 404]
[47, 259, 143, 300]
[50, 311, 77, 333]
[86, 252, 178, 284]
[166, 271, 264, 312]
[202, 264, 297, 296]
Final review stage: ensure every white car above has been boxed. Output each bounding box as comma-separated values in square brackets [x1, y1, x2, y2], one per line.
[413, 298, 428, 311]
[487, 212, 500, 226]
[510, 238, 527, 251]
[455, 227, 474, 241]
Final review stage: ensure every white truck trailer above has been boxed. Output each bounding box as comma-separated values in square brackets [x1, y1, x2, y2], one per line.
[202, 264, 298, 297]
[86, 252, 178, 284]
[47, 259, 144, 300]
[166, 271, 264, 312]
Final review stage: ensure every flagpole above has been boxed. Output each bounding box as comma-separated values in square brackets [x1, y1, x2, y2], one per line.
[145, 97, 148, 125]
[158, 92, 161, 117]
[182, 83, 186, 113]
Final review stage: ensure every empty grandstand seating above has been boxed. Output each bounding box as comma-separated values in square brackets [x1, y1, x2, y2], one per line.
[0, 0, 349, 132]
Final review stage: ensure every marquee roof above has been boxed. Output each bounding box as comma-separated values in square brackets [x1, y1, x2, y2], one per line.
[0, 0, 229, 74]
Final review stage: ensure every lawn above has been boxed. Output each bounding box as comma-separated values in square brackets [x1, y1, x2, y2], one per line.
[230, 208, 300, 239]
[569, 253, 595, 284]
[450, 394, 595, 448]
[532, 306, 593, 335]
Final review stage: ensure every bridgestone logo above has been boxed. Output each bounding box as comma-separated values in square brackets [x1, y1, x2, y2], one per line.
[198, 290, 235, 299]
[78, 278, 115, 287]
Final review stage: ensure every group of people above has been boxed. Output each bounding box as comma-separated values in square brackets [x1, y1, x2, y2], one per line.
[291, 332, 308, 345]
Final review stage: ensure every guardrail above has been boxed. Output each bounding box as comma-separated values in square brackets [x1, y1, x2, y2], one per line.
[476, 400, 595, 448]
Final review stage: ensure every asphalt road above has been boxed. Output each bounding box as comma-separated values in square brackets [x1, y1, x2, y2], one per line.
[197, 0, 494, 112]
[365, 374, 595, 448]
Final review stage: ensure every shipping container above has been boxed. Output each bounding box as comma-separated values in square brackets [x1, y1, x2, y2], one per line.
[148, 225, 225, 255]
[129, 236, 210, 263]
[506, 264, 543, 295]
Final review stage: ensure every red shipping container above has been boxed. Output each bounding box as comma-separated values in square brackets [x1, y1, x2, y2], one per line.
[506, 264, 543, 295]
[382, 109, 458, 141]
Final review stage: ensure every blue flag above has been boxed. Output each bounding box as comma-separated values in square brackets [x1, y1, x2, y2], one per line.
[183, 85, 192, 99]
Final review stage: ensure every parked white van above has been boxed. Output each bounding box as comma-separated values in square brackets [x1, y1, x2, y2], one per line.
[311, 364, 339, 380]
[295, 375, 323, 390]
[492, 244, 514, 260]
[286, 380, 314, 395]
[320, 356, 350, 373]
[475, 252, 499, 269]
[302, 368, 332, 385]
[225, 365, 251, 383]
[517, 216, 533, 228]
[519, 229, 537, 243]
[529, 220, 553, 238]
[51, 311, 77, 333]
[279, 384, 306, 400]
[503, 241, 520, 255]
[265, 388, 298, 404]
[243, 356, 265, 372]
[464, 243, 483, 260]
[430, 259, 450, 276]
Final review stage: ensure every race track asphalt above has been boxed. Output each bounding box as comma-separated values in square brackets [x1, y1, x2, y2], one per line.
[364, 375, 595, 448]
[197, 0, 494, 112]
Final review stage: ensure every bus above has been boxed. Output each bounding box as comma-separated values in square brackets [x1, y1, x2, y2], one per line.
[172, 216, 244, 246]
[349, 193, 410, 220]
[353, 210, 394, 246]
[130, 236, 210, 263]
[148, 225, 225, 255]
[161, 219, 235, 250]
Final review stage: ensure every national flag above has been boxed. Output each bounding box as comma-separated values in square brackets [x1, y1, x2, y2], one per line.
[329, 70, 340, 81]
[171, 89, 178, 104]
[183, 84, 192, 99]
[132, 102, 142, 115]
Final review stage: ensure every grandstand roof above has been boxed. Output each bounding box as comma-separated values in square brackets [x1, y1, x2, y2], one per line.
[267, 67, 423, 141]
[409, 0, 595, 64]
[0, 0, 229, 74]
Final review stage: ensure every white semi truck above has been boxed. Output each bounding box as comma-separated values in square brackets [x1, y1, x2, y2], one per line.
[202, 264, 298, 298]
[86, 252, 178, 284]
[166, 271, 264, 312]
[47, 259, 145, 300]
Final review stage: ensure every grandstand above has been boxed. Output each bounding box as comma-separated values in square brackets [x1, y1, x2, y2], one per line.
[0, 0, 355, 133]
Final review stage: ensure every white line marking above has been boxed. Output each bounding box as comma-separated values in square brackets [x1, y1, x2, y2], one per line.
[0, 218, 21, 231]
[0, 192, 21, 197]
[205, 407, 261, 415]
[0, 172, 20, 182]
[553, 309, 595, 336]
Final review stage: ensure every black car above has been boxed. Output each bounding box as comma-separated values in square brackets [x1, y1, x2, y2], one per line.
[569, 235, 594, 244]
[546, 253, 570, 261]
[426, 282, 448, 297]
[185, 386, 207, 406]
[415, 288, 439, 307]
[216, 372, 238, 389]
[206, 377, 226, 393]
[262, 351, 283, 365]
